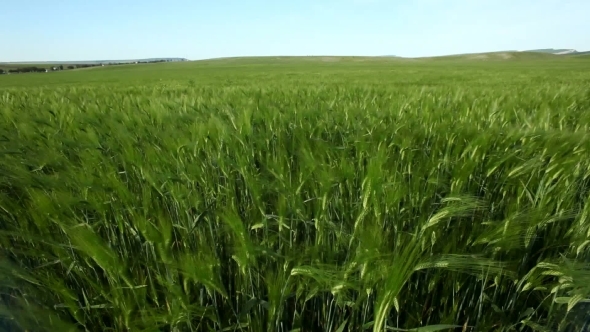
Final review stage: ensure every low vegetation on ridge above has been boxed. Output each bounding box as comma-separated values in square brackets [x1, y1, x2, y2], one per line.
[1, 56, 590, 331]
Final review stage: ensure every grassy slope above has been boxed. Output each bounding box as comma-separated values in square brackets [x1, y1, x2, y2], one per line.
[1, 56, 590, 332]
[569, 51, 590, 57]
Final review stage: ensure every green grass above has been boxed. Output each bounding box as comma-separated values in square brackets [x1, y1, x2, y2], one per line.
[1, 56, 590, 332]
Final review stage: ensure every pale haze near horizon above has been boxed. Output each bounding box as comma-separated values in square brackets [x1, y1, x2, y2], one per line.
[1, 0, 589, 62]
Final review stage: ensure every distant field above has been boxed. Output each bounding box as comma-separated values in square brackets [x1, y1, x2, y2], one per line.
[1, 54, 590, 332]
[1, 52, 588, 88]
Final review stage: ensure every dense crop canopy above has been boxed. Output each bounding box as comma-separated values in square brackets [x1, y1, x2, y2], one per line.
[1, 56, 590, 331]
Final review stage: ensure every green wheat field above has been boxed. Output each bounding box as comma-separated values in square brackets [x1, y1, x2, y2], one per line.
[1, 54, 590, 331]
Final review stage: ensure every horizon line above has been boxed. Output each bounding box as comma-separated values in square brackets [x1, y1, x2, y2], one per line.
[2, 49, 588, 64]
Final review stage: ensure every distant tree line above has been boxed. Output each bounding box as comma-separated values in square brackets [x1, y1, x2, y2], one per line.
[5, 67, 48, 74]
[1, 59, 176, 75]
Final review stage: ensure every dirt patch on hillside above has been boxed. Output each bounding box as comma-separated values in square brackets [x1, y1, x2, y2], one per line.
[466, 53, 515, 60]
[468, 54, 490, 60]
[496, 53, 514, 59]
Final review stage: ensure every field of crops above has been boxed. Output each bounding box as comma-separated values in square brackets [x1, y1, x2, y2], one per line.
[1, 55, 590, 331]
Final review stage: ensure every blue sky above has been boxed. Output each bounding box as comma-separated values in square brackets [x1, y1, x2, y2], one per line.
[1, 0, 589, 61]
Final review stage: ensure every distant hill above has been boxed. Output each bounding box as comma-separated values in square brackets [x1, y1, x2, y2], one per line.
[421, 49, 590, 60]
[523, 49, 587, 55]
[415, 51, 559, 61]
